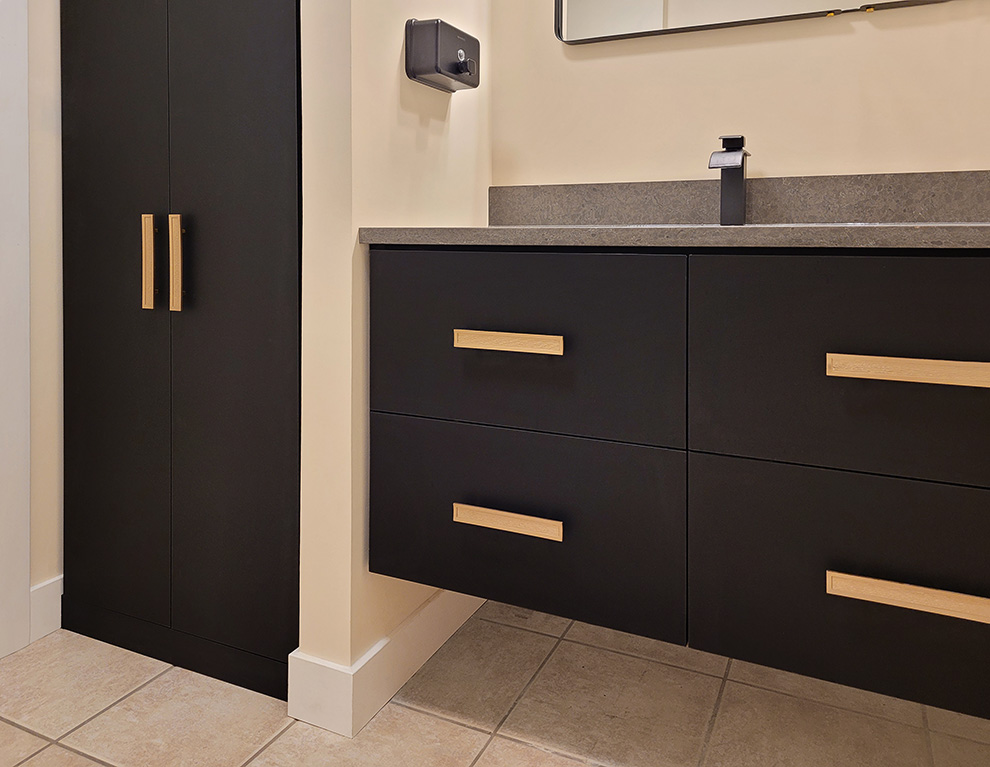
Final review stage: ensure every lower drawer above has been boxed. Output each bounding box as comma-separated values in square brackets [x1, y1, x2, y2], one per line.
[370, 412, 686, 643]
[689, 452, 990, 718]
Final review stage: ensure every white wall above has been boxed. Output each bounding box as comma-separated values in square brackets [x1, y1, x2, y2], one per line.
[0, 0, 33, 658]
[492, 0, 990, 184]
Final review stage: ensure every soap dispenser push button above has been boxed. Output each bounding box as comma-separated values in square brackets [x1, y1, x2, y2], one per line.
[456, 48, 478, 77]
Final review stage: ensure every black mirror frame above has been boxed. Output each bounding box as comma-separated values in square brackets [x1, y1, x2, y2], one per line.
[554, 0, 955, 45]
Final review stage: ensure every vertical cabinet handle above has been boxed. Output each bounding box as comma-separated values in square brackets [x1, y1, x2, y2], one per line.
[169, 214, 183, 312]
[141, 214, 155, 309]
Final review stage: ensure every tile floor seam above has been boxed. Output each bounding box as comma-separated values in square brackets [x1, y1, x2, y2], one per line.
[694, 658, 732, 767]
[922, 712, 990, 748]
[56, 741, 120, 767]
[11, 743, 53, 767]
[925, 729, 990, 748]
[476, 616, 566, 639]
[239, 719, 297, 767]
[467, 620, 575, 767]
[481, 613, 730, 680]
[0, 714, 57, 744]
[493, 733, 612, 767]
[389, 700, 494, 735]
[727, 677, 929, 732]
[921, 706, 936, 767]
[559, 637, 727, 680]
[52, 666, 174, 745]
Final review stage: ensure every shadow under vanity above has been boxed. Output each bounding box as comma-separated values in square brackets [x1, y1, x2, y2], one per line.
[361, 171, 990, 720]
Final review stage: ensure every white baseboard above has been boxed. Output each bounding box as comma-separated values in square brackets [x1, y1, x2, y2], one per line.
[288, 589, 483, 737]
[30, 574, 62, 643]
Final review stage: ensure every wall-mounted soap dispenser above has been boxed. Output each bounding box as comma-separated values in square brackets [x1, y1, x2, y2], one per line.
[405, 19, 480, 93]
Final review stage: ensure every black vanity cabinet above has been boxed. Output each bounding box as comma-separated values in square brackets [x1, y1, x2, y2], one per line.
[370, 249, 688, 643]
[369, 243, 990, 719]
[61, 0, 300, 699]
[688, 253, 990, 720]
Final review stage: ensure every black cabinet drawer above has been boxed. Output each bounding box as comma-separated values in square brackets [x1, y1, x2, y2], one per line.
[690, 254, 990, 487]
[689, 452, 990, 718]
[370, 412, 686, 643]
[371, 249, 686, 448]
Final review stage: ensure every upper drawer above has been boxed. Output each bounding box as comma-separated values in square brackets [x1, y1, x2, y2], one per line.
[690, 254, 990, 487]
[371, 249, 686, 448]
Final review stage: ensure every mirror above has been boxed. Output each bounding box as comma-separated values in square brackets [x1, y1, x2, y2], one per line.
[556, 0, 954, 43]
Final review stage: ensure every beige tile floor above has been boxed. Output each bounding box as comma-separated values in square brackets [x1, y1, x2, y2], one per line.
[2, 608, 990, 767]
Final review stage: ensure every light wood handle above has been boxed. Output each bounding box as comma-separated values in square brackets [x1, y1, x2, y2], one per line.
[826, 571, 990, 624]
[453, 503, 563, 542]
[826, 353, 990, 389]
[141, 214, 155, 309]
[169, 214, 183, 312]
[453, 329, 564, 356]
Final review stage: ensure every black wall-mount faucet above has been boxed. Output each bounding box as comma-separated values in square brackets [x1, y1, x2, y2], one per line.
[709, 135, 751, 226]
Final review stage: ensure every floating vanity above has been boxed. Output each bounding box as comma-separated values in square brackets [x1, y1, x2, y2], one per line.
[360, 171, 990, 720]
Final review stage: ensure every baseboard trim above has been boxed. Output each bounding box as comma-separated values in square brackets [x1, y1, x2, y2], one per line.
[30, 575, 62, 642]
[288, 590, 483, 737]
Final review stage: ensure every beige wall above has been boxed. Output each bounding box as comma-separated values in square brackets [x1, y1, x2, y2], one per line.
[300, 0, 491, 667]
[492, 0, 990, 185]
[1, 0, 32, 656]
[29, 0, 62, 587]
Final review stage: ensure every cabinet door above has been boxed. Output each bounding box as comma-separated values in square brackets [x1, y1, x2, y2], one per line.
[167, 0, 300, 662]
[62, 0, 172, 626]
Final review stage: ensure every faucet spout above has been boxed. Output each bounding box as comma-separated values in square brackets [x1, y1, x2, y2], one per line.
[709, 135, 750, 226]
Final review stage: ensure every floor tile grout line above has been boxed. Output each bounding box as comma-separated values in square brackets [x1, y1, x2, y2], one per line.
[12, 743, 53, 767]
[478, 611, 950, 733]
[495, 620, 574, 734]
[560, 637, 727, 680]
[0, 714, 57, 744]
[922, 706, 936, 767]
[466, 620, 574, 767]
[57, 741, 121, 767]
[476, 616, 568, 639]
[389, 700, 494, 735]
[494, 733, 614, 767]
[53, 665, 174, 745]
[478, 614, 731, 682]
[727, 677, 929, 731]
[465, 734, 497, 767]
[695, 658, 732, 767]
[240, 719, 298, 767]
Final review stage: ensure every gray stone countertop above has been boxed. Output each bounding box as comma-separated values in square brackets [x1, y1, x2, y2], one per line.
[358, 223, 990, 250]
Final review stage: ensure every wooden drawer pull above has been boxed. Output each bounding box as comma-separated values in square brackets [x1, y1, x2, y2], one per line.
[826, 571, 990, 625]
[453, 503, 563, 542]
[454, 329, 564, 356]
[826, 353, 990, 389]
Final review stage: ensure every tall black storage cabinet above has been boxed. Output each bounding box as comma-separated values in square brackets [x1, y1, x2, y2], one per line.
[61, 0, 300, 699]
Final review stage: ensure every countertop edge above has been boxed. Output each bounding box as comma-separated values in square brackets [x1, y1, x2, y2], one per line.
[358, 224, 990, 250]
